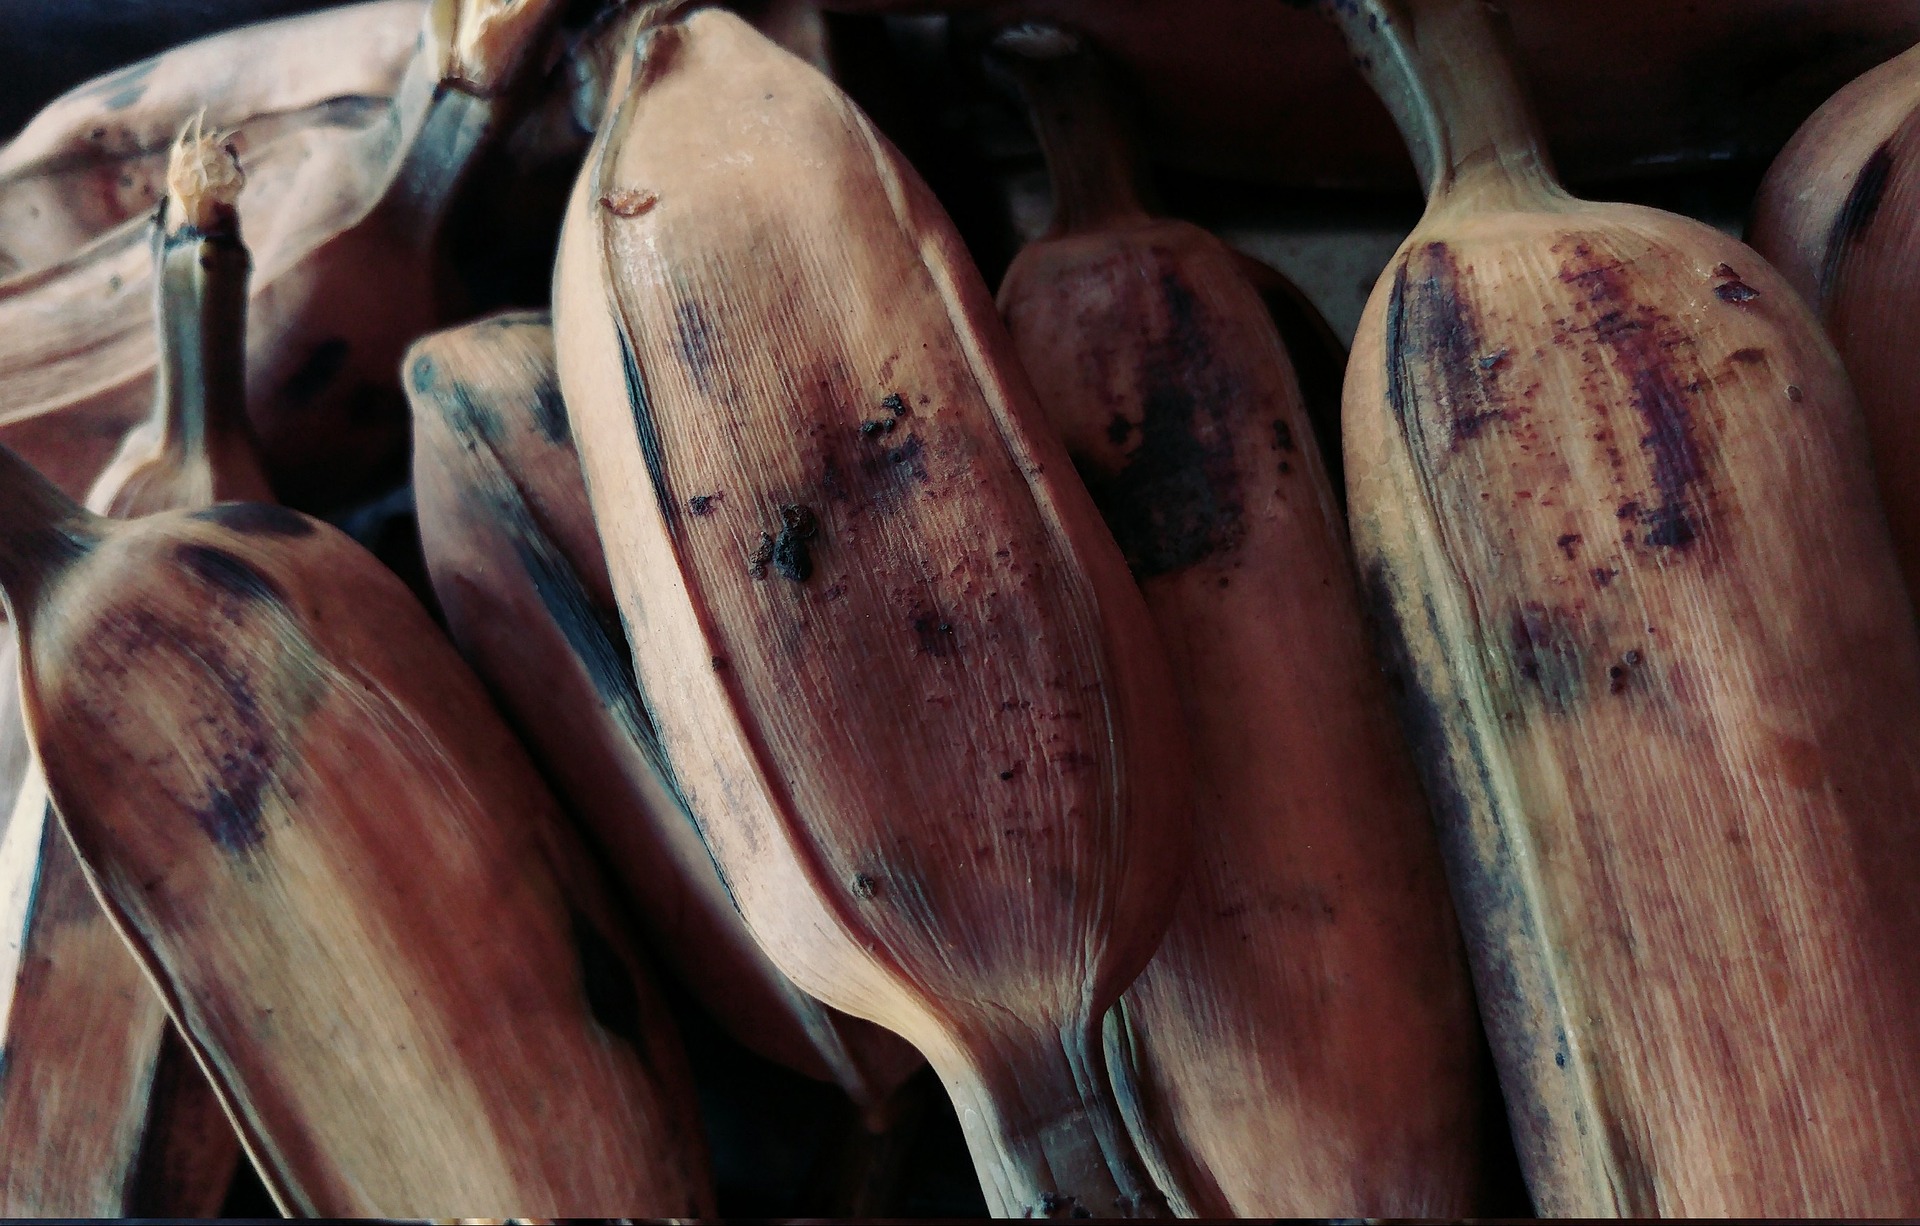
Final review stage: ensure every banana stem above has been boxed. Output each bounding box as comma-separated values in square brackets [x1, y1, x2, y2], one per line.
[376, 0, 573, 253]
[0, 446, 97, 621]
[154, 131, 255, 492]
[927, 1021, 1168, 1219]
[995, 26, 1153, 236]
[1318, 0, 1556, 207]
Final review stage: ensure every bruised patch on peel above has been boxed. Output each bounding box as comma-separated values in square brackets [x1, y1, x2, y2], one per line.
[1072, 271, 1247, 578]
[1821, 141, 1894, 302]
[190, 504, 316, 539]
[176, 544, 286, 606]
[1384, 242, 1510, 454]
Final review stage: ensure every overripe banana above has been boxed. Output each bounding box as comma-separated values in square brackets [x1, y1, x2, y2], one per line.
[0, 127, 265, 1217]
[1328, 0, 1920, 1214]
[0, 445, 715, 1215]
[995, 27, 1485, 1217]
[1750, 41, 1920, 606]
[408, 310, 923, 1117]
[553, 10, 1192, 1218]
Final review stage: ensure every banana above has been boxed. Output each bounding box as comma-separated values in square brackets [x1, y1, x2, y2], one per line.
[1328, 0, 1920, 1214]
[0, 128, 275, 1216]
[408, 310, 924, 1117]
[554, 11, 1191, 1218]
[0, 0, 569, 511]
[994, 27, 1485, 1217]
[0, 442, 716, 1215]
[1750, 42, 1920, 605]
[0, 1, 424, 282]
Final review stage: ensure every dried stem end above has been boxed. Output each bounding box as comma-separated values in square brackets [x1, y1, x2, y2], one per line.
[426, 0, 571, 95]
[166, 119, 244, 239]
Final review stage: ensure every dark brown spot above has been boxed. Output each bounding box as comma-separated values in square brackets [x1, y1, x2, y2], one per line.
[599, 188, 658, 217]
[1729, 348, 1766, 365]
[1822, 142, 1894, 301]
[1713, 280, 1760, 304]
[1556, 533, 1582, 560]
[531, 373, 571, 445]
[687, 493, 720, 516]
[1509, 601, 1584, 712]
[850, 873, 877, 900]
[1271, 419, 1295, 451]
[176, 545, 284, 606]
[191, 504, 314, 538]
[748, 534, 774, 579]
[881, 392, 910, 418]
[911, 607, 957, 657]
[859, 417, 896, 438]
[1786, 384, 1805, 403]
[1592, 567, 1617, 587]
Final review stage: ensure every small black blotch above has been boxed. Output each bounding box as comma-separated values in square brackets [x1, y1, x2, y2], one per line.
[191, 504, 314, 539]
[688, 493, 721, 516]
[885, 434, 929, 481]
[859, 417, 896, 438]
[772, 505, 818, 583]
[177, 544, 284, 605]
[1556, 533, 1582, 560]
[1729, 347, 1766, 365]
[1108, 414, 1136, 446]
[1713, 281, 1760, 305]
[1271, 419, 1295, 452]
[1643, 504, 1697, 549]
[850, 873, 877, 900]
[193, 758, 269, 854]
[881, 392, 910, 418]
[573, 911, 643, 1048]
[998, 761, 1023, 781]
[1478, 348, 1511, 371]
[1592, 567, 1617, 587]
[1608, 664, 1629, 694]
[711, 656, 728, 671]
[1786, 384, 1805, 403]
[283, 338, 351, 406]
[1555, 1051, 1568, 1068]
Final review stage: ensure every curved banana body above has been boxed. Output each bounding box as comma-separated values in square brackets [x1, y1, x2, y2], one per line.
[0, 459, 714, 1217]
[1333, 0, 1920, 1213]
[409, 312, 923, 1114]
[1004, 212, 1486, 1218]
[555, 12, 1191, 1216]
[1751, 42, 1920, 605]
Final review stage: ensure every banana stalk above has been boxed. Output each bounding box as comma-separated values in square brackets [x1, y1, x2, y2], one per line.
[0, 444, 714, 1215]
[1325, 0, 1920, 1214]
[408, 311, 924, 1118]
[0, 126, 264, 1217]
[0, 0, 568, 510]
[553, 11, 1192, 1218]
[995, 27, 1486, 1217]
[1750, 42, 1920, 607]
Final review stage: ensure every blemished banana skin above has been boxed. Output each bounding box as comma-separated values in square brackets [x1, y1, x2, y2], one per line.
[554, 10, 1193, 1217]
[1329, 0, 1920, 1215]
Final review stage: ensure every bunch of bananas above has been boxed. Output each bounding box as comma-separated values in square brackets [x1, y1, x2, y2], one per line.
[5, 0, 1920, 1218]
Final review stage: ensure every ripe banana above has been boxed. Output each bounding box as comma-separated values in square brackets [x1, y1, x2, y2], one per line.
[995, 27, 1485, 1217]
[1330, 0, 1920, 1214]
[1750, 42, 1920, 605]
[554, 11, 1191, 1218]
[0, 0, 424, 282]
[408, 310, 923, 1116]
[0, 445, 715, 1216]
[0, 127, 268, 1217]
[0, 0, 569, 511]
